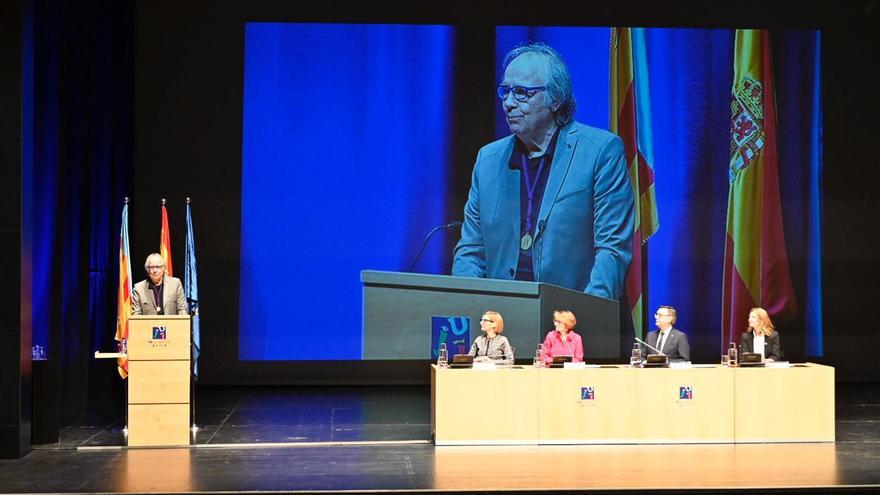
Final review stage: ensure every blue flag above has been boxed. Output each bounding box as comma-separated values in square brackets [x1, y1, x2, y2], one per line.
[184, 200, 200, 378]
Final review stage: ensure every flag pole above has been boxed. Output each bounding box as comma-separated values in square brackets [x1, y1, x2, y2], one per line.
[122, 197, 129, 438]
[187, 196, 198, 437]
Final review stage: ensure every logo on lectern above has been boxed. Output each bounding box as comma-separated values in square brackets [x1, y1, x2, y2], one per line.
[152, 326, 167, 340]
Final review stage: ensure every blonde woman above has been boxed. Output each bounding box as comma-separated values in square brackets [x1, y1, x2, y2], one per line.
[740, 307, 782, 362]
[468, 311, 514, 365]
[540, 310, 584, 365]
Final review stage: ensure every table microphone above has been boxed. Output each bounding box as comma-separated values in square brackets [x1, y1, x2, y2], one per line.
[635, 336, 665, 356]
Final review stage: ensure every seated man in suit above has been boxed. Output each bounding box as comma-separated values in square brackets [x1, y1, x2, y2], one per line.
[645, 305, 690, 362]
[131, 253, 189, 316]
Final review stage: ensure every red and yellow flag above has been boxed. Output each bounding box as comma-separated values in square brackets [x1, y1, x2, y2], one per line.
[115, 199, 132, 378]
[161, 200, 173, 276]
[611, 27, 659, 339]
[722, 30, 797, 350]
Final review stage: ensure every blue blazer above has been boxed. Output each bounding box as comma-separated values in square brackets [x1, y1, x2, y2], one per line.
[452, 121, 634, 300]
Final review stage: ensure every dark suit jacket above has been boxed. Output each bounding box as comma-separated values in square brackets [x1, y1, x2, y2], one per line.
[740, 331, 782, 361]
[645, 328, 690, 361]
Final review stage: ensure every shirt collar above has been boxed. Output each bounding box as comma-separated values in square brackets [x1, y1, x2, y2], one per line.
[509, 125, 562, 169]
[555, 330, 572, 341]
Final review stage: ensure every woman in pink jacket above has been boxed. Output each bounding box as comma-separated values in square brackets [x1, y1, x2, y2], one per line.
[540, 310, 584, 365]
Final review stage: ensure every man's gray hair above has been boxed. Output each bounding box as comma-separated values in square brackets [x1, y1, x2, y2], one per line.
[144, 252, 165, 269]
[502, 42, 576, 126]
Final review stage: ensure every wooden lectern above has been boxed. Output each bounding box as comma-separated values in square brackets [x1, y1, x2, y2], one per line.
[127, 315, 191, 447]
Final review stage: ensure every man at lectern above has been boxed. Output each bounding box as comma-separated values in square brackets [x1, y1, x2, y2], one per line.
[452, 42, 634, 300]
[644, 306, 690, 362]
[131, 253, 189, 316]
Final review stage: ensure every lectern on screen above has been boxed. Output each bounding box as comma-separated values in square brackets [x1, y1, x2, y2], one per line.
[361, 270, 618, 360]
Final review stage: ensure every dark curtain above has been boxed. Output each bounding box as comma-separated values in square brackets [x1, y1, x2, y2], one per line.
[30, 0, 134, 423]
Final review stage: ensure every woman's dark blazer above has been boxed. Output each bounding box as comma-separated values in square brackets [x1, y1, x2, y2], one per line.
[740, 330, 782, 361]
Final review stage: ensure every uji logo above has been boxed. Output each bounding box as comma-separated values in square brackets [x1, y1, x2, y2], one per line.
[152, 326, 167, 340]
[431, 316, 470, 358]
[679, 386, 693, 400]
[581, 386, 595, 400]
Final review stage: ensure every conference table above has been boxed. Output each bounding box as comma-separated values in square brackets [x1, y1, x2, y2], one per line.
[430, 363, 834, 445]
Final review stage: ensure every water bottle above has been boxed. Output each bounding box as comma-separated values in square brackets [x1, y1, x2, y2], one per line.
[728, 342, 738, 367]
[630, 343, 641, 367]
[437, 343, 448, 368]
[533, 345, 543, 368]
[32, 345, 46, 360]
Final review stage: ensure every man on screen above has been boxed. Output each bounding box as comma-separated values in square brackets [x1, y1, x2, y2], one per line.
[132, 253, 189, 316]
[452, 42, 634, 300]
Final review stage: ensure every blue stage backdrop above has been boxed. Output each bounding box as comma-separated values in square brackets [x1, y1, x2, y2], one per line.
[240, 24, 455, 360]
[240, 23, 821, 361]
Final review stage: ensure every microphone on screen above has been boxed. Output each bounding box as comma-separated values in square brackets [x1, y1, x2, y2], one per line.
[407, 221, 463, 272]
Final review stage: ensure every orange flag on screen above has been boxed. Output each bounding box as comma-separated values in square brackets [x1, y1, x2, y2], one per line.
[115, 199, 132, 379]
[161, 200, 173, 276]
[611, 27, 659, 339]
[722, 30, 796, 351]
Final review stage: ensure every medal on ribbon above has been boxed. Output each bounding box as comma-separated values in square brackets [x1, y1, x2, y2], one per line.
[520, 155, 546, 251]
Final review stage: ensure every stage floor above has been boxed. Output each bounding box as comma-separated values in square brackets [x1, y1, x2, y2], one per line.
[1, 384, 878, 494]
[46, 385, 432, 447]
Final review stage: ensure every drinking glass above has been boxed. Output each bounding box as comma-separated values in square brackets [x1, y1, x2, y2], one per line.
[437, 343, 448, 368]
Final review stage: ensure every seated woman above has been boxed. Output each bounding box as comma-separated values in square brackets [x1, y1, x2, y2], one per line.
[540, 310, 584, 365]
[740, 307, 782, 362]
[467, 311, 514, 365]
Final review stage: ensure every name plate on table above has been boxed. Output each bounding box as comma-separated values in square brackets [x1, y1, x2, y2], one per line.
[669, 361, 693, 369]
[94, 351, 126, 359]
[563, 362, 597, 369]
[473, 361, 496, 370]
[767, 361, 792, 368]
